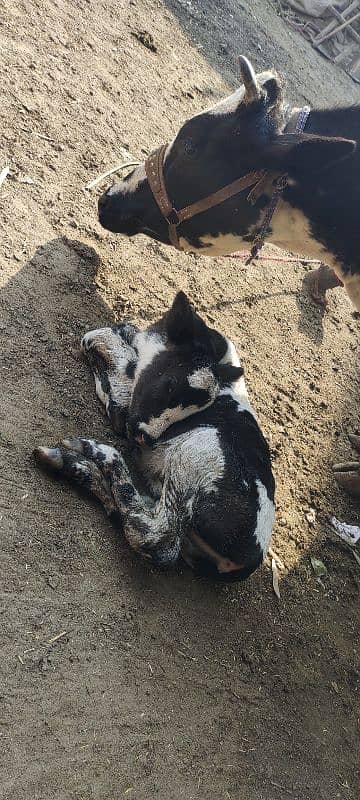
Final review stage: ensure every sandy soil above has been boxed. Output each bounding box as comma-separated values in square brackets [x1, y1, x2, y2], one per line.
[0, 1, 359, 799]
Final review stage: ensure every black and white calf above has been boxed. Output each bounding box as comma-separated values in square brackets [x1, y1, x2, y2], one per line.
[35, 293, 275, 582]
[98, 56, 359, 309]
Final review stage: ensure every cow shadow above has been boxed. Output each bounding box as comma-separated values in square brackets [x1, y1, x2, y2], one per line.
[296, 269, 327, 344]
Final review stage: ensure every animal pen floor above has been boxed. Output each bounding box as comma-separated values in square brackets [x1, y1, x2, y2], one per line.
[0, 1, 359, 799]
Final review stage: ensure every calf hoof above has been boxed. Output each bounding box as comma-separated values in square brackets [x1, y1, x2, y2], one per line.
[34, 439, 117, 513]
[34, 446, 64, 470]
[81, 327, 113, 355]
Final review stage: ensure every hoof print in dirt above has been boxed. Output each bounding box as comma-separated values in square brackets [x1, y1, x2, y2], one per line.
[131, 30, 157, 52]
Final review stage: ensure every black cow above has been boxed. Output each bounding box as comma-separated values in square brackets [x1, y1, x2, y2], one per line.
[98, 56, 359, 310]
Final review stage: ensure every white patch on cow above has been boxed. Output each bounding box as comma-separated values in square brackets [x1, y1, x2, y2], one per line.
[179, 201, 350, 291]
[180, 232, 248, 256]
[133, 330, 166, 384]
[219, 338, 249, 399]
[267, 199, 340, 270]
[219, 336, 250, 410]
[219, 385, 255, 418]
[139, 398, 214, 440]
[95, 443, 119, 465]
[188, 367, 218, 397]
[164, 427, 225, 497]
[207, 71, 275, 116]
[220, 336, 241, 367]
[108, 163, 146, 196]
[254, 479, 275, 555]
[136, 445, 165, 499]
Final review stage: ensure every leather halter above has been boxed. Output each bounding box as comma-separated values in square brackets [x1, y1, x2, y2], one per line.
[145, 107, 310, 253]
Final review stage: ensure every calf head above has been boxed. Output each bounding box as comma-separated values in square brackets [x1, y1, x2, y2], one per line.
[98, 56, 355, 254]
[127, 291, 243, 444]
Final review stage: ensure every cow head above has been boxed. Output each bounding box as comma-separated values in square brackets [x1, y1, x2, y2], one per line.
[98, 56, 354, 255]
[127, 291, 243, 445]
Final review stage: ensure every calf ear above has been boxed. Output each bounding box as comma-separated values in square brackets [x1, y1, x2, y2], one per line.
[166, 291, 217, 351]
[166, 291, 196, 344]
[262, 133, 356, 177]
[215, 364, 244, 384]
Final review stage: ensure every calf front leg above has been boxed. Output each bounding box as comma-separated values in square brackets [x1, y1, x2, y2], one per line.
[81, 323, 139, 436]
[35, 438, 182, 567]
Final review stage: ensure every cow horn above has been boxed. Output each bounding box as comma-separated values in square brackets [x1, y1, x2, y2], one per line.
[238, 55, 261, 102]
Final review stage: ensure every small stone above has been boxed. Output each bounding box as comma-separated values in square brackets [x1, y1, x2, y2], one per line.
[39, 655, 52, 672]
[47, 575, 59, 589]
[310, 556, 328, 578]
[306, 508, 316, 525]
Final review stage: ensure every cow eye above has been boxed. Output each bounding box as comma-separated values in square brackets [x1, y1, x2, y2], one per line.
[183, 138, 198, 158]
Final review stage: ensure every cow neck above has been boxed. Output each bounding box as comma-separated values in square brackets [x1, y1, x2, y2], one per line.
[145, 107, 310, 254]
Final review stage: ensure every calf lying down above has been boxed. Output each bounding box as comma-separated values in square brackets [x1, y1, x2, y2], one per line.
[35, 292, 275, 583]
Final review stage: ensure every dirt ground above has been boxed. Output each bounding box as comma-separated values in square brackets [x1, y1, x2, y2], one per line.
[0, 1, 359, 799]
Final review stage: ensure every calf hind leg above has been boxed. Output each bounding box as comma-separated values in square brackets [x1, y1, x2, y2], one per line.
[35, 439, 119, 514]
[81, 323, 139, 436]
[35, 438, 181, 567]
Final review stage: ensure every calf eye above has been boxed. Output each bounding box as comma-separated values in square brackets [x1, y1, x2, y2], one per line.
[166, 375, 178, 395]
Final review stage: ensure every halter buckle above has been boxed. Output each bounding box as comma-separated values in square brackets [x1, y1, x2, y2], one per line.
[165, 208, 180, 226]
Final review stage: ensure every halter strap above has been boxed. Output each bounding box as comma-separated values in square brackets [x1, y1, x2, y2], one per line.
[145, 106, 311, 253]
[145, 146, 268, 251]
[248, 105, 311, 262]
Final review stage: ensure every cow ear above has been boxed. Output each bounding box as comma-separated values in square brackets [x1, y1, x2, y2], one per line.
[262, 133, 355, 177]
[166, 291, 196, 344]
[215, 364, 244, 384]
[262, 75, 282, 110]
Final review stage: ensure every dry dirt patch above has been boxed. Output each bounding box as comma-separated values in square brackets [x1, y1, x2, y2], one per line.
[0, 2, 359, 799]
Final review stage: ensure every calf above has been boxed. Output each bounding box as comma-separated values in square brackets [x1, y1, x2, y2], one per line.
[98, 56, 359, 309]
[35, 292, 275, 582]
